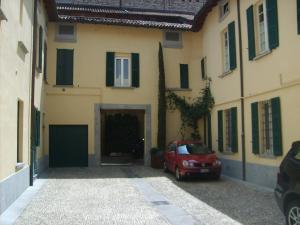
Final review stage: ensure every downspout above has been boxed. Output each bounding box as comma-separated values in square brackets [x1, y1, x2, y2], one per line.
[30, 0, 38, 186]
[237, 0, 246, 181]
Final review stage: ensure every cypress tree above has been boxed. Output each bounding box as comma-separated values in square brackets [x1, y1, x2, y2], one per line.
[157, 42, 166, 150]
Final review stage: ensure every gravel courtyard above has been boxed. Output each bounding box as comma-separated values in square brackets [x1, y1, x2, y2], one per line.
[14, 166, 284, 225]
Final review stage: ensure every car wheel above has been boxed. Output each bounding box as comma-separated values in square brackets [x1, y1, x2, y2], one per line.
[163, 161, 168, 173]
[286, 200, 300, 225]
[175, 167, 182, 181]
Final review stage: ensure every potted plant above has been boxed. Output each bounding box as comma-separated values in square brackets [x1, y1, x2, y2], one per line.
[150, 147, 164, 169]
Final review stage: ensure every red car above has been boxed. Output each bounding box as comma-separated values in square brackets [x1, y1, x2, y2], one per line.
[163, 140, 222, 181]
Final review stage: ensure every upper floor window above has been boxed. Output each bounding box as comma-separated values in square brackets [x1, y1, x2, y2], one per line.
[56, 24, 76, 42]
[222, 28, 230, 73]
[246, 0, 279, 60]
[106, 52, 140, 88]
[0, 0, 7, 21]
[115, 57, 131, 87]
[201, 57, 207, 80]
[221, 22, 237, 74]
[56, 49, 74, 85]
[163, 31, 182, 48]
[255, 1, 269, 54]
[19, 0, 24, 25]
[219, 0, 230, 20]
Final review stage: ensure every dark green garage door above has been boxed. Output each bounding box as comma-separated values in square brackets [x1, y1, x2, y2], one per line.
[49, 125, 88, 167]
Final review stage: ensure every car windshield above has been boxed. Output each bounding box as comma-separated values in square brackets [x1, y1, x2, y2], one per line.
[177, 143, 212, 155]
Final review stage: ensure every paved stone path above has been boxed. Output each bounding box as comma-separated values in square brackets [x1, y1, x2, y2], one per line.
[13, 166, 284, 225]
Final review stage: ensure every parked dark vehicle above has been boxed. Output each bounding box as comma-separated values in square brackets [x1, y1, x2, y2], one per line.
[164, 140, 222, 181]
[275, 141, 300, 225]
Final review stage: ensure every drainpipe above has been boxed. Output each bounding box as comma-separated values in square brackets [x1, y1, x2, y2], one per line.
[237, 0, 246, 181]
[30, 0, 38, 186]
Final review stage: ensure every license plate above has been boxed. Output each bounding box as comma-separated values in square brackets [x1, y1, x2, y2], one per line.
[200, 169, 210, 173]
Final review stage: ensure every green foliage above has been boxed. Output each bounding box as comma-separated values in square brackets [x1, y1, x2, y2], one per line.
[150, 147, 163, 156]
[167, 82, 214, 140]
[157, 42, 167, 150]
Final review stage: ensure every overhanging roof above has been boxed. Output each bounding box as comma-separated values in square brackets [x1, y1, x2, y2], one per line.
[44, 0, 221, 32]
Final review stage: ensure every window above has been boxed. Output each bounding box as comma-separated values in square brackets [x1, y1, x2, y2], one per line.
[19, 0, 24, 25]
[218, 107, 238, 153]
[180, 64, 189, 89]
[106, 52, 140, 88]
[201, 57, 207, 80]
[38, 26, 43, 72]
[251, 97, 283, 156]
[222, 29, 230, 73]
[43, 42, 47, 81]
[17, 100, 24, 163]
[221, 22, 236, 73]
[163, 31, 182, 48]
[224, 109, 233, 152]
[219, 0, 230, 20]
[56, 49, 74, 85]
[115, 57, 131, 87]
[259, 100, 273, 155]
[0, 0, 7, 21]
[255, 1, 269, 54]
[56, 24, 76, 42]
[294, 148, 300, 161]
[246, 0, 279, 60]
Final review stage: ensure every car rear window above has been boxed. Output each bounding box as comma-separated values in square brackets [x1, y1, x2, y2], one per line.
[294, 147, 300, 160]
[177, 144, 212, 155]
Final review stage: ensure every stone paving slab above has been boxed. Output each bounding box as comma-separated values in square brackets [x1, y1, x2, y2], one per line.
[11, 166, 285, 225]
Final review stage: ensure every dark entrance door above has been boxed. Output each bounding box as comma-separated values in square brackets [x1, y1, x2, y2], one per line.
[49, 125, 88, 167]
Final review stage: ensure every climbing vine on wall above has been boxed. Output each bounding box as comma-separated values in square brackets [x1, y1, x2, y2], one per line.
[167, 81, 214, 140]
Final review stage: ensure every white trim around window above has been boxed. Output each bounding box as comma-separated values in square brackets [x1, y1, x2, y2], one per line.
[114, 57, 131, 87]
[255, 0, 269, 55]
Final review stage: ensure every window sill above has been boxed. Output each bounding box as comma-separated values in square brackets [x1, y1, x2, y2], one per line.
[53, 85, 74, 88]
[221, 151, 236, 155]
[111, 86, 136, 89]
[166, 88, 192, 92]
[258, 153, 277, 159]
[253, 50, 272, 61]
[219, 70, 233, 78]
[15, 162, 25, 171]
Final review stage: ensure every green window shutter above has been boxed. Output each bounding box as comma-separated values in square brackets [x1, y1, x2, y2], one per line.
[131, 53, 140, 87]
[201, 58, 205, 79]
[180, 64, 189, 89]
[56, 49, 73, 85]
[43, 43, 47, 81]
[106, 52, 115, 87]
[231, 107, 238, 152]
[297, 0, 300, 34]
[218, 110, 224, 152]
[271, 97, 283, 156]
[35, 110, 40, 147]
[228, 21, 237, 70]
[246, 5, 256, 60]
[251, 102, 260, 154]
[207, 114, 212, 149]
[38, 26, 43, 70]
[266, 0, 279, 49]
